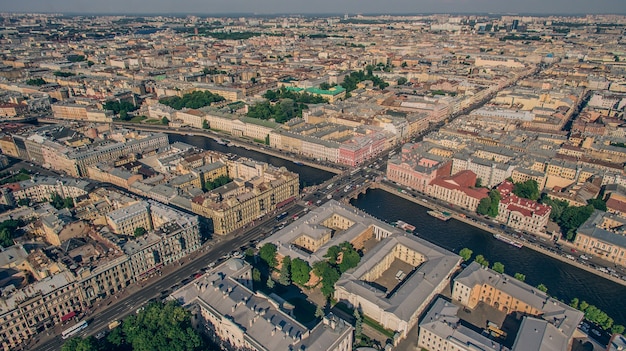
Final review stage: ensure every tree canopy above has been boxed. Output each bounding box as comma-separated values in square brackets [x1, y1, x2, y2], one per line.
[477, 190, 500, 217]
[512, 180, 540, 201]
[62, 301, 207, 351]
[104, 100, 138, 121]
[246, 87, 328, 123]
[290, 257, 311, 286]
[159, 90, 225, 110]
[340, 68, 389, 92]
[459, 248, 473, 261]
[259, 243, 278, 269]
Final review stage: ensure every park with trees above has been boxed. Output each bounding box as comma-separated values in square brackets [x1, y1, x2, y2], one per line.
[159, 90, 225, 110]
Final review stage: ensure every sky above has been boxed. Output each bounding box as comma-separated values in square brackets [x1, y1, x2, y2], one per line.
[0, 0, 624, 15]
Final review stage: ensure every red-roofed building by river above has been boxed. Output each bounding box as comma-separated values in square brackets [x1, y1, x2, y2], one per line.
[496, 180, 551, 235]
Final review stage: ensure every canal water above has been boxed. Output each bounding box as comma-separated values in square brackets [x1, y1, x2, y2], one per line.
[169, 134, 333, 188]
[351, 188, 626, 326]
[170, 133, 626, 326]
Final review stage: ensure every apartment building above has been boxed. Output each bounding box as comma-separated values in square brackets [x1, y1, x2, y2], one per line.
[451, 262, 584, 351]
[11, 176, 91, 203]
[386, 142, 453, 193]
[123, 200, 201, 278]
[192, 161, 299, 235]
[574, 210, 626, 267]
[0, 271, 84, 351]
[170, 258, 353, 351]
[418, 298, 508, 351]
[106, 201, 153, 236]
[427, 170, 489, 211]
[51, 102, 113, 123]
[496, 181, 551, 235]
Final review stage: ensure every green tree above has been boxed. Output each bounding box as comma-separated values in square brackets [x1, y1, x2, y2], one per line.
[202, 120, 209, 129]
[161, 117, 169, 125]
[319, 82, 332, 90]
[279, 256, 291, 285]
[612, 325, 625, 335]
[570, 297, 579, 310]
[0, 228, 13, 248]
[587, 198, 607, 211]
[536, 283, 548, 293]
[579, 300, 589, 312]
[514, 273, 526, 282]
[259, 243, 278, 268]
[396, 77, 408, 85]
[338, 244, 361, 273]
[492, 262, 505, 274]
[252, 267, 261, 283]
[17, 198, 30, 206]
[313, 260, 340, 299]
[26, 78, 47, 86]
[315, 304, 325, 319]
[459, 248, 473, 261]
[474, 254, 489, 267]
[475, 177, 483, 188]
[560, 205, 595, 241]
[61, 336, 99, 351]
[487, 190, 501, 217]
[134, 227, 146, 237]
[476, 197, 491, 216]
[354, 308, 363, 338]
[291, 258, 311, 286]
[324, 245, 341, 264]
[266, 277, 275, 289]
[513, 179, 540, 200]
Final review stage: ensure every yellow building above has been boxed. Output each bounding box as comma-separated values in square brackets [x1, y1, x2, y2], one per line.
[191, 161, 299, 235]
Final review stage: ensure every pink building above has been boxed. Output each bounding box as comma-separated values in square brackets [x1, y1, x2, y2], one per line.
[387, 143, 452, 193]
[427, 170, 489, 211]
[338, 133, 386, 167]
[496, 181, 551, 234]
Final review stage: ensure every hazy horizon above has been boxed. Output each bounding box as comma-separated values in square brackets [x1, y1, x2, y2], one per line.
[1, 0, 625, 16]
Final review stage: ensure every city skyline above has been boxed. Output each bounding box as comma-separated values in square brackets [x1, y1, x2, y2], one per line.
[0, 0, 625, 16]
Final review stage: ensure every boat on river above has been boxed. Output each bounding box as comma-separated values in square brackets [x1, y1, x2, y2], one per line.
[427, 210, 452, 221]
[395, 220, 416, 233]
[493, 233, 523, 248]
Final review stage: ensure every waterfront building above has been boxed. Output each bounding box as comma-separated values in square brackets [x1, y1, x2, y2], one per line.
[496, 181, 551, 235]
[51, 102, 113, 123]
[261, 200, 459, 340]
[574, 210, 626, 267]
[452, 262, 583, 351]
[191, 160, 299, 235]
[170, 258, 353, 351]
[427, 170, 489, 211]
[418, 298, 508, 351]
[386, 142, 453, 193]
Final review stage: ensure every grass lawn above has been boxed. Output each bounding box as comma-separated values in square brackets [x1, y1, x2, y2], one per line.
[127, 115, 147, 123]
[144, 118, 165, 125]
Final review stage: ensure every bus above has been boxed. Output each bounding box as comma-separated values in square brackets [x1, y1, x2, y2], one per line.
[349, 167, 361, 176]
[62, 320, 88, 339]
[276, 212, 288, 221]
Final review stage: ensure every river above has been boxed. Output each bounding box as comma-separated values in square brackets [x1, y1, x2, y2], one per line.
[169, 134, 333, 188]
[169, 133, 626, 326]
[351, 188, 626, 326]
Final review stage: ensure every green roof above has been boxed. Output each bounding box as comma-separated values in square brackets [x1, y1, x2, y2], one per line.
[305, 86, 346, 96]
[239, 116, 280, 128]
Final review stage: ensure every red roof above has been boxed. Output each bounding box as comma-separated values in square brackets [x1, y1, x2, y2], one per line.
[497, 181, 551, 217]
